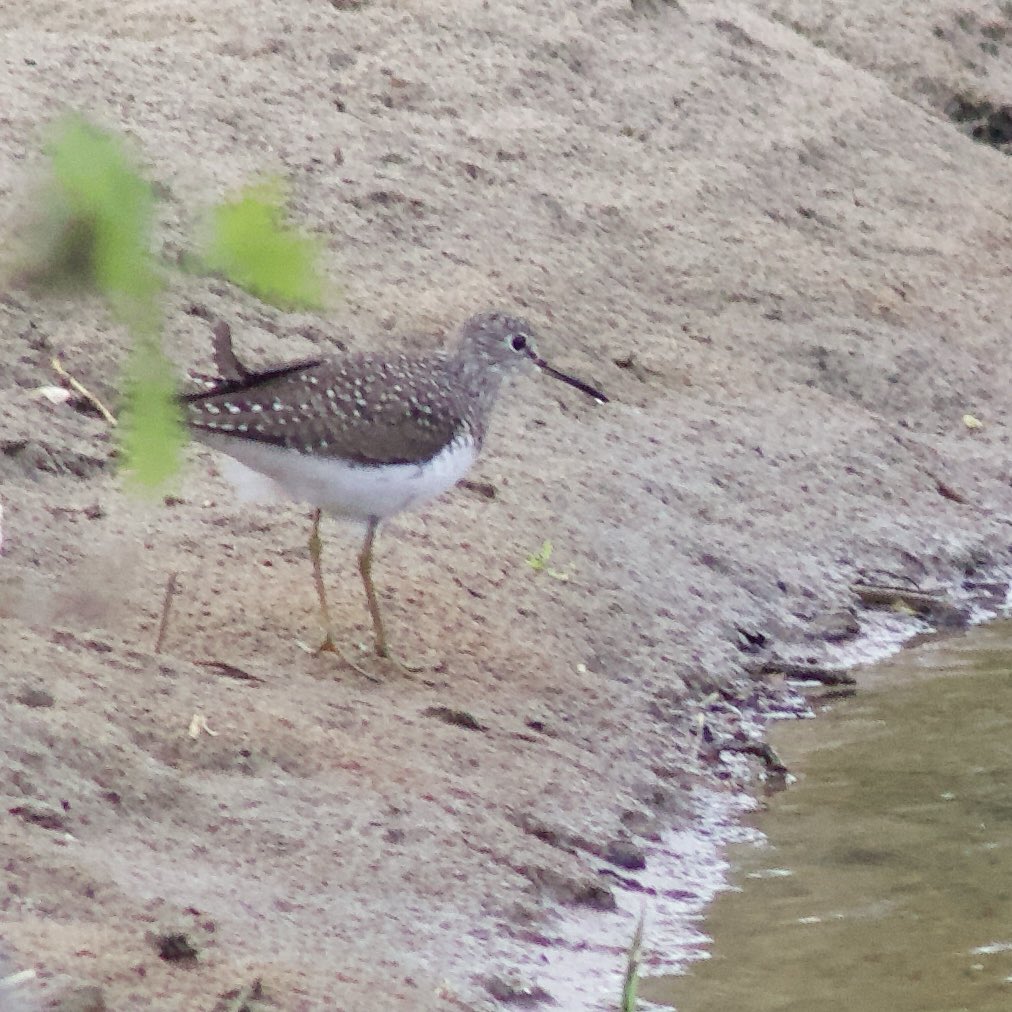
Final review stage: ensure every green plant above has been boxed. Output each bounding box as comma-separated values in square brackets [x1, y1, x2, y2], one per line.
[26, 116, 178, 489]
[525, 539, 571, 581]
[11, 114, 328, 491]
[620, 910, 645, 1011]
[199, 178, 328, 311]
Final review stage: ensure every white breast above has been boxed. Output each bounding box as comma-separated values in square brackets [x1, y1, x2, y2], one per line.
[199, 432, 479, 522]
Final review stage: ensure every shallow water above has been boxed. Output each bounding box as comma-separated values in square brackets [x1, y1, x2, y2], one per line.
[645, 621, 1012, 1012]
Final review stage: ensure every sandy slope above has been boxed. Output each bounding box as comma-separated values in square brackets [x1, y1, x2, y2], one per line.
[2, 1, 1012, 1008]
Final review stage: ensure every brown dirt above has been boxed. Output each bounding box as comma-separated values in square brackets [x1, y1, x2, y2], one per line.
[2, 1, 1012, 1009]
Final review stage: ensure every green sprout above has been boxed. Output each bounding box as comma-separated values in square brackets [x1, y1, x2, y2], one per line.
[525, 540, 571, 581]
[620, 910, 645, 1011]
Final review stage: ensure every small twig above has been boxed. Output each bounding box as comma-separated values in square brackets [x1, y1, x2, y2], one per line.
[154, 571, 179, 654]
[851, 582, 944, 614]
[757, 659, 857, 686]
[197, 660, 265, 684]
[422, 705, 488, 732]
[852, 582, 970, 629]
[810, 686, 859, 703]
[855, 568, 922, 590]
[51, 356, 117, 425]
[932, 474, 970, 505]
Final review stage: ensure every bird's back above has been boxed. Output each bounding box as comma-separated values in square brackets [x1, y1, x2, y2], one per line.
[182, 350, 472, 467]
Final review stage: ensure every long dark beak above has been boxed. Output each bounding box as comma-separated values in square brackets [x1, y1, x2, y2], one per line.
[534, 356, 609, 403]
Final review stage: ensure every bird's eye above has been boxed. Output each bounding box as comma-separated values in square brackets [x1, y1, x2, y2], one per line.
[510, 333, 528, 352]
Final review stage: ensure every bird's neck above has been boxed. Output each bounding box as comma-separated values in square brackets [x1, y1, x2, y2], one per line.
[446, 347, 506, 433]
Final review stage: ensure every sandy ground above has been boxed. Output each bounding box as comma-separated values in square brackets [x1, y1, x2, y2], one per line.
[2, 1, 1012, 1009]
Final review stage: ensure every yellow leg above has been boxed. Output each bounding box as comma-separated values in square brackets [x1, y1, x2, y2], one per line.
[308, 508, 337, 653]
[358, 517, 389, 658]
[305, 513, 422, 675]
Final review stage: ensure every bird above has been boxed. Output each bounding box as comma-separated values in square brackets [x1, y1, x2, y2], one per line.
[180, 311, 608, 662]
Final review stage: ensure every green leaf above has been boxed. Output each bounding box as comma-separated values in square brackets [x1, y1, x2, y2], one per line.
[526, 539, 554, 572]
[42, 115, 160, 334]
[525, 539, 571, 581]
[200, 179, 328, 310]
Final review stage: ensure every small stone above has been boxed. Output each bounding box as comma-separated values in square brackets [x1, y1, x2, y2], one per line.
[327, 52, 356, 71]
[485, 974, 553, 1006]
[17, 686, 55, 708]
[603, 839, 647, 871]
[807, 608, 861, 643]
[619, 809, 664, 841]
[153, 931, 199, 962]
[523, 864, 618, 911]
[9, 801, 69, 831]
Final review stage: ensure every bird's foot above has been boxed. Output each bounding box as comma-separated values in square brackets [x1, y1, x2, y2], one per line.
[296, 634, 380, 682]
[298, 629, 436, 679]
[346, 639, 435, 677]
[296, 633, 338, 656]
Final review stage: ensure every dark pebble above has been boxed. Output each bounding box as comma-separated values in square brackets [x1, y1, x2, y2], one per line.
[604, 838, 647, 871]
[808, 609, 861, 643]
[485, 975, 554, 1006]
[18, 686, 55, 708]
[154, 931, 199, 962]
[9, 801, 69, 832]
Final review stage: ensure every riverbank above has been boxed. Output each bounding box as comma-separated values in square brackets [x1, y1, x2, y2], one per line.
[2, 2, 1012, 1008]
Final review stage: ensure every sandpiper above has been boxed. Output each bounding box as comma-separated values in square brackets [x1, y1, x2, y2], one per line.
[181, 311, 607, 660]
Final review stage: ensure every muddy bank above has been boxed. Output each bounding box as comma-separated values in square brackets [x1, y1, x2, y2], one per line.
[2, 1, 1012, 1008]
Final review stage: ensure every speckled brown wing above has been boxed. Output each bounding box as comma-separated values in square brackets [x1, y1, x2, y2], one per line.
[181, 351, 468, 466]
